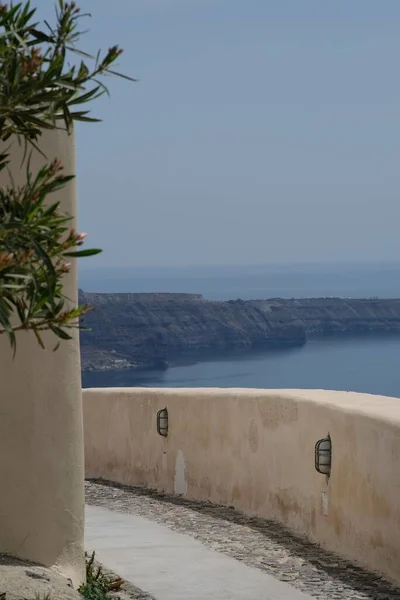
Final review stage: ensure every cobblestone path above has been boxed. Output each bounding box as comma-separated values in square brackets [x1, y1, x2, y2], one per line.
[86, 480, 400, 600]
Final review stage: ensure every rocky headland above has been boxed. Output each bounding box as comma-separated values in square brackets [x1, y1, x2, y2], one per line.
[79, 291, 400, 372]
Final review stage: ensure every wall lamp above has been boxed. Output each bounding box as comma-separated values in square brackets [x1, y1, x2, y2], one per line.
[315, 435, 332, 477]
[157, 407, 168, 437]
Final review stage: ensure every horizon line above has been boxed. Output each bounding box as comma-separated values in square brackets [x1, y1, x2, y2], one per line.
[79, 260, 400, 272]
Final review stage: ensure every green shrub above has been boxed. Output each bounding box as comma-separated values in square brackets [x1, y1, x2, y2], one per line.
[0, 1, 134, 352]
[78, 552, 123, 600]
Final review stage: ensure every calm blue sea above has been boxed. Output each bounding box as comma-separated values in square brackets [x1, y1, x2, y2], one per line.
[80, 263, 400, 398]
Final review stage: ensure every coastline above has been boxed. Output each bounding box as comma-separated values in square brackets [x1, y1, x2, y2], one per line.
[81, 330, 400, 375]
[79, 294, 400, 374]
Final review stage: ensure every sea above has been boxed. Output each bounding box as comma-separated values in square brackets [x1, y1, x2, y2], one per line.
[80, 263, 400, 398]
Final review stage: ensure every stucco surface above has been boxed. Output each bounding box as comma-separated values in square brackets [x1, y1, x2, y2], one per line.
[0, 131, 85, 585]
[83, 388, 400, 583]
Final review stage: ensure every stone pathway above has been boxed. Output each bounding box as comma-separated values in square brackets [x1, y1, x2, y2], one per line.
[86, 505, 312, 600]
[85, 480, 400, 600]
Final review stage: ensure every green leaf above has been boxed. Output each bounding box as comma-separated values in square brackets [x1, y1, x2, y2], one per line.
[63, 306, 83, 320]
[2, 283, 26, 290]
[31, 240, 56, 281]
[54, 80, 80, 91]
[63, 248, 102, 258]
[33, 327, 46, 350]
[105, 69, 138, 82]
[65, 45, 94, 59]
[49, 324, 72, 340]
[11, 28, 29, 51]
[0, 297, 16, 353]
[68, 111, 102, 123]
[68, 85, 103, 106]
[4, 273, 31, 280]
[29, 28, 52, 43]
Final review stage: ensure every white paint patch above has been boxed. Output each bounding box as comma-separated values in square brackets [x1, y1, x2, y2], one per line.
[174, 449, 187, 496]
[321, 491, 329, 516]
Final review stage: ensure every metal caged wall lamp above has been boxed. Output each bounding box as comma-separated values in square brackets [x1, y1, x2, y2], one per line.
[315, 435, 332, 477]
[157, 407, 169, 437]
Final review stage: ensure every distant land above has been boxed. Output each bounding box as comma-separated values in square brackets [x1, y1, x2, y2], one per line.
[79, 292, 400, 373]
[79, 262, 400, 300]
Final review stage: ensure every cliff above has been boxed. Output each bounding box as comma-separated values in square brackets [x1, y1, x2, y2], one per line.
[78, 292, 400, 372]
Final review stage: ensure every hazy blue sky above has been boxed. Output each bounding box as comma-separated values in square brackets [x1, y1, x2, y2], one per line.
[71, 1, 400, 267]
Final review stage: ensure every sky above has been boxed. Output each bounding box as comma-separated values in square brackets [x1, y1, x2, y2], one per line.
[64, 0, 400, 268]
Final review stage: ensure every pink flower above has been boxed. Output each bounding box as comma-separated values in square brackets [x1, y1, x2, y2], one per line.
[76, 232, 87, 246]
[62, 262, 72, 273]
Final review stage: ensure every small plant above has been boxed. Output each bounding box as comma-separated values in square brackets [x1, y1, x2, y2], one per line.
[0, 1, 134, 352]
[78, 552, 124, 600]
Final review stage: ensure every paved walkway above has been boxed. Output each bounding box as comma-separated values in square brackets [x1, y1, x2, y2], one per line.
[86, 505, 311, 600]
[85, 481, 400, 600]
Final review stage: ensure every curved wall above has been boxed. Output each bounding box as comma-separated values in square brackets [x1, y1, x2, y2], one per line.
[84, 388, 400, 583]
[0, 131, 84, 586]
